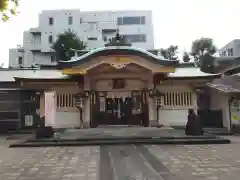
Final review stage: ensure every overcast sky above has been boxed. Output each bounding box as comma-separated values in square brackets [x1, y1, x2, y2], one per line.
[0, 0, 240, 66]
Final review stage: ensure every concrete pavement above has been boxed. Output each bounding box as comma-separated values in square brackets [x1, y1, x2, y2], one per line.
[0, 135, 240, 180]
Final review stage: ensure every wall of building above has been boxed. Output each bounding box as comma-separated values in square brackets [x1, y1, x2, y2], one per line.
[55, 85, 81, 128]
[210, 89, 230, 129]
[9, 10, 154, 67]
[34, 52, 56, 65]
[219, 39, 240, 57]
[8, 49, 24, 67]
[156, 84, 196, 126]
[40, 84, 82, 129]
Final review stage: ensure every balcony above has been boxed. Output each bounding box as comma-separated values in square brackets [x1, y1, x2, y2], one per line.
[29, 28, 41, 34]
[17, 48, 24, 52]
[29, 43, 41, 51]
[100, 23, 117, 33]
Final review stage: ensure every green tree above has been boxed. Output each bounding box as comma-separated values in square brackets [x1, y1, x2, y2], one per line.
[190, 37, 217, 72]
[52, 30, 87, 61]
[190, 37, 217, 62]
[105, 33, 131, 47]
[159, 45, 179, 60]
[182, 52, 191, 62]
[0, 0, 18, 21]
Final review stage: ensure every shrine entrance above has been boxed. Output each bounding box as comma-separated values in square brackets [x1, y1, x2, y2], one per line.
[89, 90, 149, 127]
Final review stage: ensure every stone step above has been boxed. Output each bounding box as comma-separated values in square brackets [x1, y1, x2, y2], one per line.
[9, 137, 230, 148]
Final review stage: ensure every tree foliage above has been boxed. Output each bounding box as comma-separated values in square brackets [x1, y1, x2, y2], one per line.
[159, 45, 179, 60]
[0, 0, 18, 21]
[190, 37, 217, 62]
[182, 52, 191, 62]
[52, 30, 87, 61]
[180, 37, 218, 73]
[199, 53, 216, 73]
[105, 34, 131, 47]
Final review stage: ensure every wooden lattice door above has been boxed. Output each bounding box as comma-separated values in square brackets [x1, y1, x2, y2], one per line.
[90, 91, 98, 128]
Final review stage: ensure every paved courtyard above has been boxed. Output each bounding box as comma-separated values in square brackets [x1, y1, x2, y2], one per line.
[0, 135, 240, 180]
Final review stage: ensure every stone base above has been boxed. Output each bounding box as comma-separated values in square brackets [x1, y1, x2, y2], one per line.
[10, 137, 231, 147]
[232, 124, 240, 134]
[82, 121, 90, 128]
[149, 120, 163, 127]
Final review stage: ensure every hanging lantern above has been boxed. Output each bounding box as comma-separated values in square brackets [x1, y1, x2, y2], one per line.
[156, 97, 163, 108]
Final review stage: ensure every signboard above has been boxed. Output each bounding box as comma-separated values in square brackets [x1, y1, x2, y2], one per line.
[25, 115, 33, 126]
[113, 79, 125, 89]
[230, 99, 240, 125]
[44, 91, 56, 127]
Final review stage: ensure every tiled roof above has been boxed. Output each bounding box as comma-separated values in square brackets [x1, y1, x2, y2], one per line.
[215, 56, 240, 73]
[62, 46, 168, 63]
[206, 83, 240, 93]
[58, 46, 179, 68]
[0, 66, 220, 82]
[0, 69, 67, 82]
[168, 67, 220, 77]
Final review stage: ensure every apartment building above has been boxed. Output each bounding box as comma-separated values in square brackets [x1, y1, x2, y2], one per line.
[9, 9, 154, 67]
[219, 39, 240, 57]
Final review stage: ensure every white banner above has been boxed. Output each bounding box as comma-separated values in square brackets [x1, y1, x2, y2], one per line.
[44, 91, 56, 127]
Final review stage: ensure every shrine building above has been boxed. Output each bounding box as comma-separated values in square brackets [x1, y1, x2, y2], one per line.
[0, 41, 230, 131]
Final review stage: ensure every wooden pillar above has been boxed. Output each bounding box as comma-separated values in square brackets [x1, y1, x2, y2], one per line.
[148, 74, 156, 126]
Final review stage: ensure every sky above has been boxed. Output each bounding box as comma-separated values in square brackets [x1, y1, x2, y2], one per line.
[0, 0, 240, 66]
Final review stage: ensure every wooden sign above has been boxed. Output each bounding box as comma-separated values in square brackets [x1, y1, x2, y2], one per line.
[113, 79, 125, 89]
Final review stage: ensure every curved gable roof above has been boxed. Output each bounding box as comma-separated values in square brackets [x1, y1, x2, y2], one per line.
[58, 46, 179, 68]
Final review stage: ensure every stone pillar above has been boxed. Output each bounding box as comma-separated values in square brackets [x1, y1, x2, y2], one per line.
[148, 97, 157, 126]
[147, 73, 157, 126]
[83, 97, 90, 128]
[44, 91, 56, 128]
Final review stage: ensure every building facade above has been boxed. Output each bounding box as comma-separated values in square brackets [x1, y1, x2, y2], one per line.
[9, 10, 154, 68]
[3, 39, 233, 131]
[219, 39, 240, 57]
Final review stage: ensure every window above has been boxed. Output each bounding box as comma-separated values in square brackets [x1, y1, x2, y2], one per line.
[117, 16, 146, 25]
[122, 34, 146, 42]
[68, 16, 73, 25]
[50, 55, 55, 62]
[88, 22, 97, 31]
[49, 17, 54, 25]
[162, 92, 193, 107]
[48, 35, 53, 44]
[18, 56, 23, 64]
[88, 37, 97, 40]
[140, 16, 145, 24]
[57, 93, 76, 108]
[228, 48, 233, 56]
[103, 36, 107, 41]
[222, 51, 226, 56]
